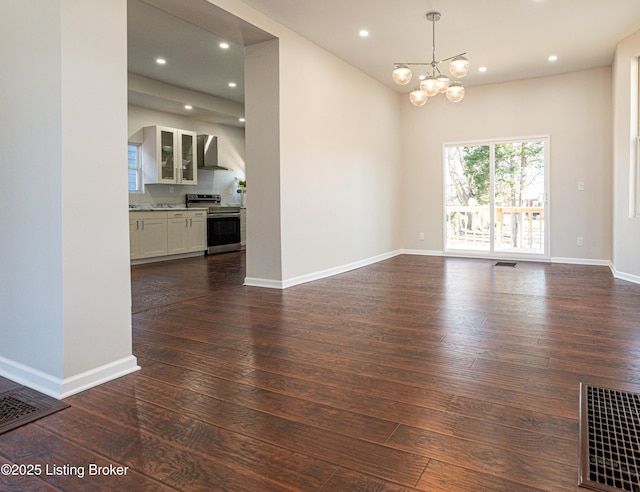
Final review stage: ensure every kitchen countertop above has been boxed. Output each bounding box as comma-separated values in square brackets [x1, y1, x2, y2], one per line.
[129, 205, 206, 211]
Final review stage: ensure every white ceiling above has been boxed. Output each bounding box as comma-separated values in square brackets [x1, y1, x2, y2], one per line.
[128, 0, 640, 121]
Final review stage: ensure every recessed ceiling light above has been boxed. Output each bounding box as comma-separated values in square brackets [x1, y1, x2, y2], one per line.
[184, 105, 192, 110]
[418, 74, 426, 80]
[479, 66, 488, 73]
[156, 58, 166, 65]
[228, 82, 237, 88]
[548, 55, 558, 62]
[239, 118, 245, 123]
[219, 42, 230, 49]
[359, 29, 369, 37]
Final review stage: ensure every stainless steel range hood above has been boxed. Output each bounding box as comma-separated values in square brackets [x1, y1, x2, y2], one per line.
[197, 134, 230, 170]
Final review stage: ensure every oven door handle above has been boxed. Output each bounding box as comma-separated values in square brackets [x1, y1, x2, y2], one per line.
[207, 213, 241, 219]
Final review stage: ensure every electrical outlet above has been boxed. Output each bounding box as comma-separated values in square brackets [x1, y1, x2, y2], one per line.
[577, 236, 584, 247]
[419, 232, 425, 240]
[169, 186, 175, 193]
[578, 181, 585, 191]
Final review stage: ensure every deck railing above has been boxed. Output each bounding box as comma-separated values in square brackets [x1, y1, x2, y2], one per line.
[446, 206, 544, 249]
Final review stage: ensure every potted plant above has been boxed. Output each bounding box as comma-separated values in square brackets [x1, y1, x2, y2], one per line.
[237, 179, 246, 206]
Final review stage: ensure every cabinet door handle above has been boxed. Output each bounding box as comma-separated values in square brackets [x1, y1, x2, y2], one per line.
[136, 220, 140, 230]
[141, 220, 145, 230]
[185, 218, 189, 227]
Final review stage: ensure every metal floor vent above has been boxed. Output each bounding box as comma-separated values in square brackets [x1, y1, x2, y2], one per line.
[579, 383, 640, 491]
[0, 387, 69, 435]
[495, 261, 517, 267]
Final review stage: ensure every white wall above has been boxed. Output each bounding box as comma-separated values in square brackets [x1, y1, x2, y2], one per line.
[0, 0, 137, 398]
[401, 67, 613, 264]
[211, 0, 403, 287]
[612, 29, 640, 282]
[245, 39, 283, 284]
[128, 104, 246, 206]
[277, 33, 402, 283]
[0, 0, 65, 380]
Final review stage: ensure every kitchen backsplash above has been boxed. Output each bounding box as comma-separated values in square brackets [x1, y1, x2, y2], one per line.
[129, 169, 244, 207]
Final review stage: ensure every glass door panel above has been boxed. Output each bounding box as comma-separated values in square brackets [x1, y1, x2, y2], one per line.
[494, 141, 545, 254]
[181, 132, 194, 182]
[445, 145, 491, 251]
[160, 129, 175, 181]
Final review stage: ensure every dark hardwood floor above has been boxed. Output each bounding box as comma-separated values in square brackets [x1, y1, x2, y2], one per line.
[2, 252, 640, 490]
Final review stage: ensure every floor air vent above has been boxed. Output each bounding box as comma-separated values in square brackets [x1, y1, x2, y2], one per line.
[0, 387, 69, 435]
[495, 261, 517, 267]
[579, 383, 640, 491]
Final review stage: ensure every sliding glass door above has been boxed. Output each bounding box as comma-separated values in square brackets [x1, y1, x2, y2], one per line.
[444, 137, 548, 258]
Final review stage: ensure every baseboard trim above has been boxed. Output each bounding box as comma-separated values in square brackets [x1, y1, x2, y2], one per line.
[244, 250, 623, 289]
[610, 263, 640, 285]
[244, 250, 404, 289]
[400, 249, 444, 256]
[131, 251, 204, 265]
[243, 277, 284, 289]
[0, 355, 140, 400]
[550, 257, 610, 266]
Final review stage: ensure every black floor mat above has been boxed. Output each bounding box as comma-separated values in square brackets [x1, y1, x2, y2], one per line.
[579, 383, 640, 491]
[0, 387, 69, 435]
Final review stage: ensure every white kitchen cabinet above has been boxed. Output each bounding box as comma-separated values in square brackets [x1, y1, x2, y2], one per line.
[240, 208, 246, 249]
[167, 210, 207, 255]
[129, 211, 168, 260]
[142, 126, 197, 185]
[167, 211, 190, 254]
[188, 210, 206, 252]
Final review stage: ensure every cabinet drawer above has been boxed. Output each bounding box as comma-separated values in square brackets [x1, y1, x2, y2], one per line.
[167, 211, 188, 219]
[129, 211, 168, 220]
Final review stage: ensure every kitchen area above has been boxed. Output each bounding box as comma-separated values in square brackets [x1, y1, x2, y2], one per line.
[126, 0, 269, 266]
[128, 121, 246, 264]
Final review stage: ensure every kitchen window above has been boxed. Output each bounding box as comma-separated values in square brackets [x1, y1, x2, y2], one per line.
[128, 143, 142, 192]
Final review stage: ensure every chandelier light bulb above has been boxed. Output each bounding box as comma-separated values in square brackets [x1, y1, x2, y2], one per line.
[392, 64, 412, 85]
[436, 74, 450, 93]
[446, 81, 465, 102]
[409, 87, 428, 106]
[420, 76, 440, 97]
[450, 56, 470, 78]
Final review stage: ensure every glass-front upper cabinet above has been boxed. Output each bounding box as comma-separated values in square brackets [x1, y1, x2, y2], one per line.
[142, 126, 198, 185]
[178, 130, 197, 185]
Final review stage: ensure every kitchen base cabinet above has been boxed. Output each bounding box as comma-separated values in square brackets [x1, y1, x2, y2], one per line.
[167, 210, 206, 255]
[130, 210, 206, 264]
[240, 208, 246, 250]
[130, 212, 168, 260]
[167, 212, 190, 255]
[188, 211, 206, 252]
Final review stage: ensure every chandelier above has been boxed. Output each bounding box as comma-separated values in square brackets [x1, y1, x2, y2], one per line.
[392, 12, 469, 106]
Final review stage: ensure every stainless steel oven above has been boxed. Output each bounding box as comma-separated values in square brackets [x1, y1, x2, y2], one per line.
[186, 194, 241, 254]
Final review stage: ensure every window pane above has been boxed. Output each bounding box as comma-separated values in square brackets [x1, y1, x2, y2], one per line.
[128, 168, 139, 191]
